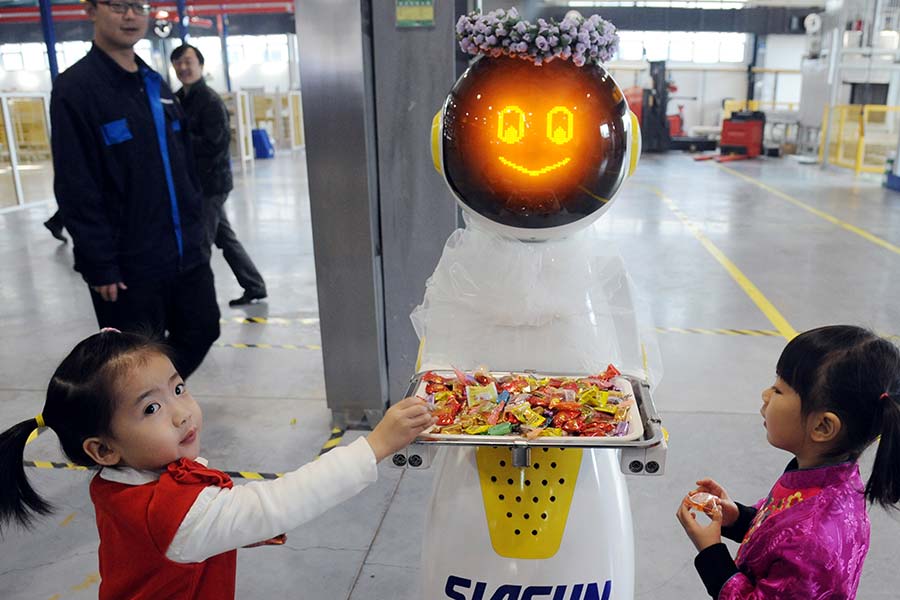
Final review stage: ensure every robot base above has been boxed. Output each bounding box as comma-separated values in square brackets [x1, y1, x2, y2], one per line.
[422, 446, 633, 600]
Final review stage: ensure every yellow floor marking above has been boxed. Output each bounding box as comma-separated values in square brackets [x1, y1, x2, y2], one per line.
[716, 164, 900, 256]
[70, 573, 100, 591]
[650, 186, 798, 340]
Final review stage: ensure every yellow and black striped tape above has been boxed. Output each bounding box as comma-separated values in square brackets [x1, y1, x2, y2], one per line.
[220, 317, 320, 326]
[214, 342, 321, 350]
[23, 460, 284, 480]
[25, 428, 348, 479]
[317, 427, 344, 458]
[218, 317, 897, 343]
[655, 327, 780, 337]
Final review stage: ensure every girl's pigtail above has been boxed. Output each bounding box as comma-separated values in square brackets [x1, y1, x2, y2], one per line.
[865, 393, 900, 508]
[0, 418, 53, 533]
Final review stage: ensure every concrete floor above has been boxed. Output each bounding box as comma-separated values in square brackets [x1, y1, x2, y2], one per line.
[1, 150, 899, 599]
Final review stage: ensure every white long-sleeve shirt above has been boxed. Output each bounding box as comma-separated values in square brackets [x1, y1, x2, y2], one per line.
[97, 437, 378, 563]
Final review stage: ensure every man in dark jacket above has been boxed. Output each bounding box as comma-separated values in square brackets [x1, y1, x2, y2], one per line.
[171, 44, 267, 307]
[51, 0, 219, 378]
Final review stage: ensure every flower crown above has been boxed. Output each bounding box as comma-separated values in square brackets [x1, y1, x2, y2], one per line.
[456, 8, 618, 67]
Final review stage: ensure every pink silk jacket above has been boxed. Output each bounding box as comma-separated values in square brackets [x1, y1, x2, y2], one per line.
[721, 461, 870, 599]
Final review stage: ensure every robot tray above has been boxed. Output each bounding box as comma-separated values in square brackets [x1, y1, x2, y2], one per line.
[406, 369, 663, 450]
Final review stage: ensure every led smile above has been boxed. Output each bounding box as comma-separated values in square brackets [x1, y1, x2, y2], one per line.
[498, 156, 571, 177]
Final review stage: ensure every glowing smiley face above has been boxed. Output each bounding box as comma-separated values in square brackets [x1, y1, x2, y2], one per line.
[441, 55, 631, 232]
[496, 104, 575, 177]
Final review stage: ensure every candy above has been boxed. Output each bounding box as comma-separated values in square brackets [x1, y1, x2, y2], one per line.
[424, 367, 633, 439]
[466, 382, 498, 407]
[465, 424, 492, 435]
[685, 492, 720, 516]
[488, 422, 513, 436]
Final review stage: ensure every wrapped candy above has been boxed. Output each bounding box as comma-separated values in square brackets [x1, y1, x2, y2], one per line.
[685, 492, 720, 517]
[423, 366, 634, 438]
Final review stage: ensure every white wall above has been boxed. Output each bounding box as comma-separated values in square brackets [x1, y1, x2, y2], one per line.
[610, 62, 747, 129]
[759, 34, 805, 105]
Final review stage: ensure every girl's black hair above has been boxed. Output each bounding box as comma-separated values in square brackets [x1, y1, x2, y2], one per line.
[777, 325, 900, 508]
[0, 331, 168, 534]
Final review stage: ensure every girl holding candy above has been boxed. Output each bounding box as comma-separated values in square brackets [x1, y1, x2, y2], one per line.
[676, 325, 900, 599]
[0, 330, 434, 599]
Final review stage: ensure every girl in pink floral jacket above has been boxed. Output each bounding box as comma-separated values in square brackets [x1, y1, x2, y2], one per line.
[677, 325, 900, 599]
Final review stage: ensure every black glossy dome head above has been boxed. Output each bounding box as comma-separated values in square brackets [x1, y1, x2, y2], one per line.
[439, 55, 633, 238]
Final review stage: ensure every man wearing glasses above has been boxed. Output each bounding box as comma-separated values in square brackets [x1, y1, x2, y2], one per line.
[50, 0, 220, 379]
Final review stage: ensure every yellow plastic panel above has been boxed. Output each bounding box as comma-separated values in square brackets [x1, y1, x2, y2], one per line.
[431, 110, 443, 175]
[476, 446, 581, 559]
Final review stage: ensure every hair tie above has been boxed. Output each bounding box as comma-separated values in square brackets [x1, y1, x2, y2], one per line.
[35, 414, 45, 428]
[100, 327, 121, 334]
[882, 393, 892, 402]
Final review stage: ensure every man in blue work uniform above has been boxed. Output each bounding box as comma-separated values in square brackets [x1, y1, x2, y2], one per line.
[51, 0, 219, 378]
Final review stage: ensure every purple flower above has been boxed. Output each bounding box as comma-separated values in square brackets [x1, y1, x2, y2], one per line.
[454, 10, 617, 67]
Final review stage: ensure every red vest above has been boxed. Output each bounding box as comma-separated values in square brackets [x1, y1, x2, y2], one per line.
[90, 459, 237, 599]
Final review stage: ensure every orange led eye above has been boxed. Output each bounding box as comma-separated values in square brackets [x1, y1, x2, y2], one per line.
[547, 106, 574, 145]
[497, 105, 526, 144]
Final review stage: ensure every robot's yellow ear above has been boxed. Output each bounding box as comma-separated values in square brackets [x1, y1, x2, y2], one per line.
[628, 110, 641, 178]
[431, 109, 443, 175]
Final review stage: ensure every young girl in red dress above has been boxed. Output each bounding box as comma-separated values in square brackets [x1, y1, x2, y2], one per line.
[0, 330, 434, 599]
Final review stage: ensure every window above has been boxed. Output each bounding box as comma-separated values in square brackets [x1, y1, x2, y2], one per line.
[613, 31, 747, 64]
[2, 44, 24, 71]
[22, 44, 47, 71]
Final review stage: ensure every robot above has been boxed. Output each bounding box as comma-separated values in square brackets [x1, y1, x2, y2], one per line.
[401, 11, 665, 599]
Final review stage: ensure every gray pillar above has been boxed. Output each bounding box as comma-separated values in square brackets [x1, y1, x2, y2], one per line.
[371, 2, 463, 404]
[296, 1, 459, 428]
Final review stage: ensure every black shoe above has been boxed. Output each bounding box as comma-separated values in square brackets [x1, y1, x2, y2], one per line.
[44, 218, 67, 243]
[229, 290, 267, 307]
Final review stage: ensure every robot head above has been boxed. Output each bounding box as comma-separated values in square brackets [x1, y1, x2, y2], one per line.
[432, 55, 640, 241]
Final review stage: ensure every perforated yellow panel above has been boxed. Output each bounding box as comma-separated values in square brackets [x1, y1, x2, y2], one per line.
[476, 447, 582, 559]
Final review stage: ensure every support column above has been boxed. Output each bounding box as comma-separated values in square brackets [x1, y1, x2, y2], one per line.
[176, 0, 188, 42]
[296, 0, 460, 427]
[38, 0, 59, 82]
[217, 14, 232, 92]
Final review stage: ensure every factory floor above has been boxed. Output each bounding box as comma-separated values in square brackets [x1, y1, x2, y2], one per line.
[1, 150, 898, 599]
